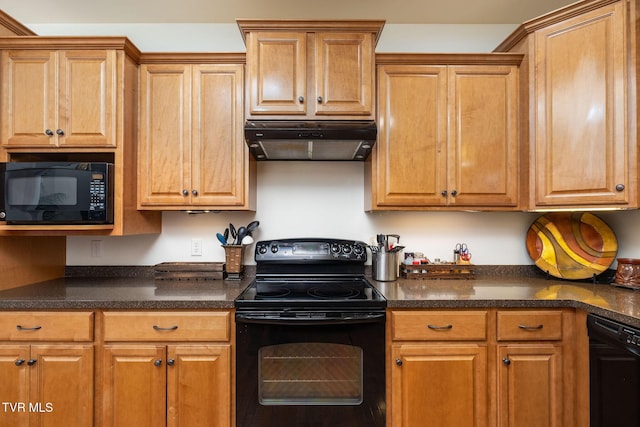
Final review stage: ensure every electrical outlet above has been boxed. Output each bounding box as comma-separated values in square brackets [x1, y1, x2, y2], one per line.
[191, 239, 203, 256]
[91, 240, 103, 257]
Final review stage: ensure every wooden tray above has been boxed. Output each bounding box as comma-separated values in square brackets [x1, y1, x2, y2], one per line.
[400, 263, 476, 280]
[154, 262, 224, 280]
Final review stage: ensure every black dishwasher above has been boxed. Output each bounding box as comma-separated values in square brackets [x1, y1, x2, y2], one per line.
[587, 313, 640, 427]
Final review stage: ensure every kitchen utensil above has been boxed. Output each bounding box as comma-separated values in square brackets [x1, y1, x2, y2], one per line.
[229, 223, 237, 243]
[246, 220, 260, 235]
[241, 235, 254, 245]
[376, 234, 386, 252]
[236, 226, 247, 245]
[216, 233, 227, 245]
[386, 234, 400, 250]
[223, 228, 229, 242]
[390, 245, 405, 253]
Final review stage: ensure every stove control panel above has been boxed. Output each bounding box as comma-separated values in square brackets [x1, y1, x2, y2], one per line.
[255, 238, 367, 262]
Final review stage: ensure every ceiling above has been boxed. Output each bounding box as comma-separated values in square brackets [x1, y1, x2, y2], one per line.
[0, 0, 579, 25]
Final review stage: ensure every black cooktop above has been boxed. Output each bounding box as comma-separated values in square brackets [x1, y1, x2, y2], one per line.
[235, 238, 387, 310]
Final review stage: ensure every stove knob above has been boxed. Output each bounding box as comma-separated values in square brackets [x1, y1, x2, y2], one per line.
[353, 245, 364, 255]
[331, 243, 341, 253]
[258, 245, 268, 255]
[270, 245, 278, 254]
[342, 245, 352, 254]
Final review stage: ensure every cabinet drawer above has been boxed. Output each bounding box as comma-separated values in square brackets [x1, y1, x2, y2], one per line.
[391, 311, 487, 341]
[0, 311, 93, 341]
[497, 310, 563, 341]
[103, 311, 230, 342]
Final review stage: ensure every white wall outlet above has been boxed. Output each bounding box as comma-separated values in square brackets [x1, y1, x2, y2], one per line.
[191, 238, 203, 256]
[91, 240, 103, 257]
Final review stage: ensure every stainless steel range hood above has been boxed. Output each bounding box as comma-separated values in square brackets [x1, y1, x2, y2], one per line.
[244, 120, 377, 161]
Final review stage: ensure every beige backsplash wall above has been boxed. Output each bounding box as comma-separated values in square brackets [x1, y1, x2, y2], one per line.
[25, 21, 639, 267]
[65, 162, 640, 266]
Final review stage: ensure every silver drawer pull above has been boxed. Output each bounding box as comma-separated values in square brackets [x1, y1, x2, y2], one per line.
[518, 324, 544, 331]
[427, 324, 453, 330]
[16, 325, 42, 331]
[153, 325, 178, 331]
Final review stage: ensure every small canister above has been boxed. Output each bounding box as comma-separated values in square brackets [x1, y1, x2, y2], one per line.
[372, 251, 398, 281]
[614, 258, 640, 288]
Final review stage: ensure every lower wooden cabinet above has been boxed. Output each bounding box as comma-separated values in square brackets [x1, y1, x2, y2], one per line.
[391, 344, 488, 426]
[102, 344, 231, 427]
[497, 344, 562, 427]
[100, 310, 233, 427]
[389, 309, 576, 427]
[0, 311, 95, 427]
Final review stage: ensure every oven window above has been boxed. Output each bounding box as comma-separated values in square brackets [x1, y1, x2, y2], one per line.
[258, 342, 363, 405]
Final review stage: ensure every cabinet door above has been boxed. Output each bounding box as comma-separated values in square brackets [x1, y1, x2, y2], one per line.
[102, 345, 166, 427]
[1, 50, 57, 147]
[58, 50, 116, 147]
[533, 2, 628, 206]
[315, 32, 374, 116]
[138, 64, 192, 206]
[0, 345, 30, 427]
[191, 64, 247, 207]
[167, 345, 231, 427]
[391, 344, 488, 427]
[448, 66, 519, 206]
[374, 65, 448, 207]
[498, 344, 563, 427]
[246, 31, 306, 116]
[30, 345, 93, 427]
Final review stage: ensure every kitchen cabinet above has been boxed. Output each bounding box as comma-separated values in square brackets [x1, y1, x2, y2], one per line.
[389, 310, 489, 426]
[0, 37, 162, 236]
[496, 0, 636, 209]
[389, 309, 580, 427]
[496, 310, 565, 427]
[369, 55, 521, 210]
[100, 311, 232, 427]
[1, 49, 116, 148]
[0, 312, 94, 427]
[138, 56, 255, 210]
[238, 20, 384, 119]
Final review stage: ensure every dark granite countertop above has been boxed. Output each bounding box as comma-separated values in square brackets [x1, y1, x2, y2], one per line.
[0, 276, 251, 309]
[372, 276, 640, 328]
[1, 267, 639, 328]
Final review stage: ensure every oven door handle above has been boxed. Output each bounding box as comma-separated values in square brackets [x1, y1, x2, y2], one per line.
[235, 312, 385, 326]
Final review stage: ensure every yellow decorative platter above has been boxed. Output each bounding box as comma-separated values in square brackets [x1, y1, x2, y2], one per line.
[526, 212, 618, 280]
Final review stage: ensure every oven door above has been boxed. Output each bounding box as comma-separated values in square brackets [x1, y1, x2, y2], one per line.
[236, 311, 385, 427]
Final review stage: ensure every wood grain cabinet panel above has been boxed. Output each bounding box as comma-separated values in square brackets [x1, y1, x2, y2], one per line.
[101, 310, 233, 427]
[391, 343, 488, 427]
[1, 49, 116, 148]
[389, 308, 578, 426]
[370, 58, 520, 210]
[240, 20, 382, 120]
[138, 62, 253, 210]
[533, 1, 629, 207]
[0, 343, 93, 427]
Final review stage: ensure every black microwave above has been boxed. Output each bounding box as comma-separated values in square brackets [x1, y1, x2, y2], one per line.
[0, 162, 114, 225]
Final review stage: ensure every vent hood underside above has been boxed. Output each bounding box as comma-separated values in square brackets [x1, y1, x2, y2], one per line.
[244, 120, 377, 161]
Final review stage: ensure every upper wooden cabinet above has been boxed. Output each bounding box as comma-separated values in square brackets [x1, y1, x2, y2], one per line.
[496, 0, 636, 209]
[138, 55, 255, 210]
[0, 37, 161, 236]
[368, 54, 521, 210]
[238, 20, 384, 120]
[1, 49, 116, 148]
